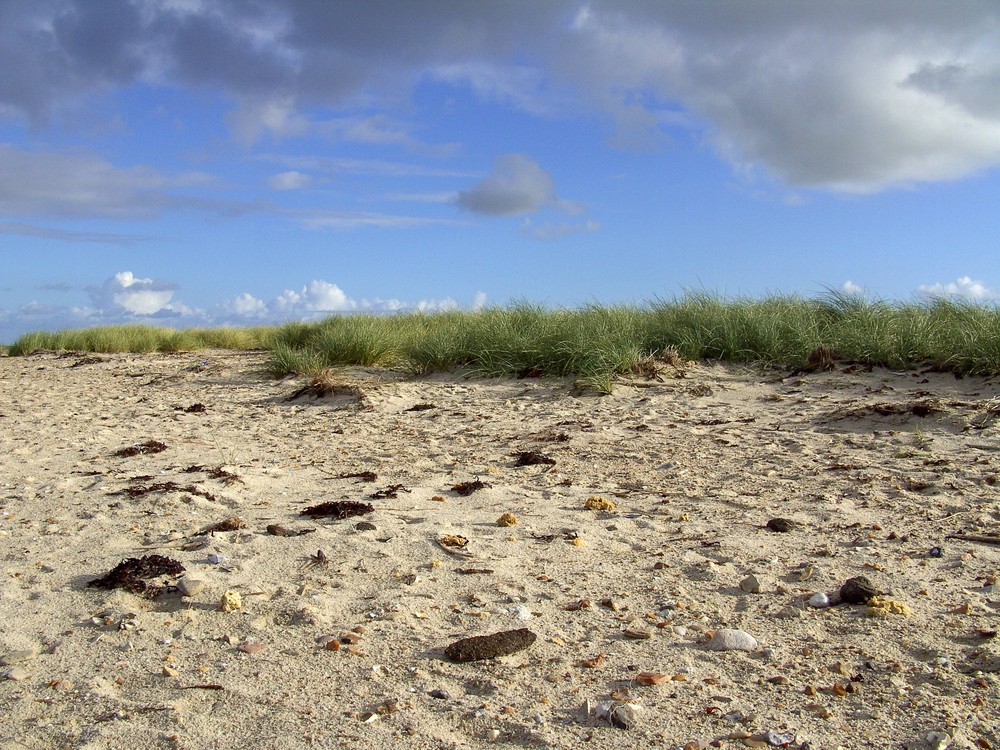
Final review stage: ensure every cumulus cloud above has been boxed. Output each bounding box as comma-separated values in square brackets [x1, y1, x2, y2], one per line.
[840, 280, 864, 296]
[916, 276, 999, 301]
[89, 271, 183, 315]
[216, 281, 482, 322]
[455, 154, 557, 216]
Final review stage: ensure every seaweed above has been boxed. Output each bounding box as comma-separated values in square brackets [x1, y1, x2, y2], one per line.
[87, 554, 185, 597]
[124, 482, 217, 501]
[404, 403, 436, 412]
[196, 517, 245, 534]
[114, 440, 168, 458]
[512, 450, 555, 467]
[266, 524, 316, 537]
[451, 479, 490, 496]
[300, 500, 374, 520]
[369, 484, 410, 499]
[183, 465, 241, 484]
[338, 471, 377, 482]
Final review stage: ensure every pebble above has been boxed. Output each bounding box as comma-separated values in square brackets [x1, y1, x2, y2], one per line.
[4, 667, 29, 681]
[511, 604, 533, 621]
[177, 576, 206, 598]
[739, 574, 762, 594]
[207, 552, 226, 565]
[705, 628, 758, 652]
[765, 518, 796, 533]
[840, 576, 880, 605]
[0, 649, 38, 666]
[775, 606, 804, 619]
[429, 689, 451, 700]
[623, 627, 652, 640]
[808, 592, 830, 608]
[354, 521, 377, 532]
[926, 732, 952, 750]
[594, 700, 642, 730]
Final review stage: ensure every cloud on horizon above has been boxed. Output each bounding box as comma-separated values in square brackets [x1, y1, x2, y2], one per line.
[1, 271, 486, 342]
[916, 275, 999, 301]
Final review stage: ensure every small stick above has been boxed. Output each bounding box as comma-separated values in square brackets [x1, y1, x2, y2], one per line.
[945, 533, 1000, 547]
[176, 684, 225, 691]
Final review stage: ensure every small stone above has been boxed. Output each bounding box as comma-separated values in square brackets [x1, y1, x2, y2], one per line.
[840, 576, 880, 604]
[775, 606, 804, 619]
[445, 628, 537, 662]
[162, 666, 179, 678]
[511, 604, 533, 621]
[496, 512, 517, 527]
[0, 649, 38, 666]
[359, 711, 379, 724]
[429, 689, 451, 700]
[207, 552, 226, 565]
[808, 592, 830, 608]
[705, 628, 758, 652]
[595, 700, 641, 730]
[354, 521, 377, 532]
[926, 731, 952, 750]
[219, 590, 242, 613]
[739, 574, 762, 594]
[765, 518, 795, 533]
[623, 627, 652, 640]
[4, 667, 29, 681]
[236, 640, 264, 654]
[177, 576, 206, 598]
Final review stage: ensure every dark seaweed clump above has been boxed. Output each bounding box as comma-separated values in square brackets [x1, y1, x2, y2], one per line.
[88, 555, 185, 597]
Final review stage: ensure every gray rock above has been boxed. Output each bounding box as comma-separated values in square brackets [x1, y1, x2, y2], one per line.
[705, 628, 758, 652]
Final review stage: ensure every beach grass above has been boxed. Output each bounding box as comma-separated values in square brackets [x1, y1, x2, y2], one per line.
[9, 295, 1000, 388]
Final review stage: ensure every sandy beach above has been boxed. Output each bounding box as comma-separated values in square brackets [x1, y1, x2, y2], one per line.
[1, 349, 997, 750]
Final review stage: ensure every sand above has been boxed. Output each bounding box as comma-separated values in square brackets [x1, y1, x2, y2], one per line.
[0, 349, 997, 750]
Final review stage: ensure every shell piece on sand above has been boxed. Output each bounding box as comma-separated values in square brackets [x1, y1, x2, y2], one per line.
[705, 628, 758, 652]
[444, 628, 536, 662]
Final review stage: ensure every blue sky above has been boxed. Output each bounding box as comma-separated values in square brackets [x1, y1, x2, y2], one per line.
[2, 1, 1000, 343]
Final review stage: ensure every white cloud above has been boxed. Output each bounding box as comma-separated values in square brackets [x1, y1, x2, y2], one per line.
[267, 170, 312, 190]
[840, 280, 864, 296]
[916, 276, 999, 301]
[455, 154, 556, 216]
[471, 291, 488, 310]
[274, 280, 357, 314]
[90, 271, 182, 316]
[218, 292, 269, 318]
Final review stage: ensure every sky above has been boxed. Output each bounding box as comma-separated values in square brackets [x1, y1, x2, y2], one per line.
[2, 0, 1000, 343]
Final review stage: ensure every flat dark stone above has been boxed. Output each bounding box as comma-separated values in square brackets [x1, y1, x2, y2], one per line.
[444, 628, 536, 663]
[840, 576, 880, 604]
[766, 518, 796, 533]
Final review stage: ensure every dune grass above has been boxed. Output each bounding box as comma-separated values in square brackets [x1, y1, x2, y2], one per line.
[9, 295, 1000, 391]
